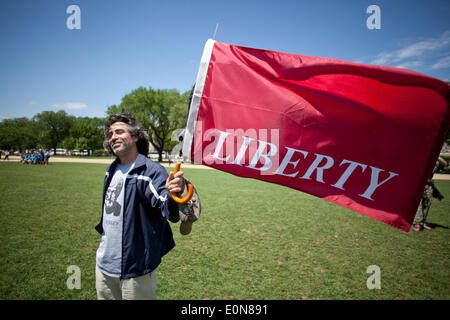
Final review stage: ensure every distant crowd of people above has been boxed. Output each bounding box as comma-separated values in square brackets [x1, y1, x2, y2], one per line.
[20, 150, 51, 165]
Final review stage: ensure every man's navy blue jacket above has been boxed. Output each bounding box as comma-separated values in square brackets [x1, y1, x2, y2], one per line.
[95, 154, 179, 279]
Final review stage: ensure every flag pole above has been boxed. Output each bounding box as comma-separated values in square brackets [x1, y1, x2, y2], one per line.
[212, 23, 219, 40]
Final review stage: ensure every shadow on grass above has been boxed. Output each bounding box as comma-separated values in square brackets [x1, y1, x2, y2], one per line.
[426, 222, 449, 230]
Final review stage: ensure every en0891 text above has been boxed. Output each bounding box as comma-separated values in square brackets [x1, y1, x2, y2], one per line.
[225, 304, 268, 316]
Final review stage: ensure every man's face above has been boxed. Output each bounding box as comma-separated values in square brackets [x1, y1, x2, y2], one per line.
[107, 122, 138, 157]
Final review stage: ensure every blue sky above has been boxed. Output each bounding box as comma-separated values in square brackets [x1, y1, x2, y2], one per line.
[1, 0, 449, 120]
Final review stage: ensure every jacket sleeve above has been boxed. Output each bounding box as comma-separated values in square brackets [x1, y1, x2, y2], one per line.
[143, 165, 179, 222]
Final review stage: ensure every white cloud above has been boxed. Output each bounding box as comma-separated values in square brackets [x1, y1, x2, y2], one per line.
[51, 102, 87, 110]
[0, 115, 11, 120]
[395, 60, 423, 70]
[396, 31, 450, 60]
[431, 55, 450, 70]
[371, 52, 396, 65]
[91, 111, 107, 117]
[369, 30, 450, 72]
[28, 101, 37, 105]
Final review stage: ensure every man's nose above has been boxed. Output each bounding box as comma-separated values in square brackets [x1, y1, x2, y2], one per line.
[110, 132, 118, 141]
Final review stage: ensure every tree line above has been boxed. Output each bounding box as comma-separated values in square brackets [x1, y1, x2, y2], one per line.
[0, 87, 191, 162]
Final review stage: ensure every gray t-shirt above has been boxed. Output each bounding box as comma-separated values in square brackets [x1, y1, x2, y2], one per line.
[96, 161, 135, 277]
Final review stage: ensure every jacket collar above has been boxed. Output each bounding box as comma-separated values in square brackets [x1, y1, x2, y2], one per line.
[133, 153, 148, 171]
[109, 153, 148, 173]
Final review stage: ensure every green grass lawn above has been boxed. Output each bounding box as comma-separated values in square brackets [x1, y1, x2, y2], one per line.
[0, 161, 449, 300]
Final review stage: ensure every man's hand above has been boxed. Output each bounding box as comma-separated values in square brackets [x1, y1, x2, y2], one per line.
[166, 170, 187, 197]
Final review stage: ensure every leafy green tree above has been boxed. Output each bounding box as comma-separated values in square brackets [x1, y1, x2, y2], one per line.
[62, 136, 76, 152]
[75, 137, 90, 154]
[69, 117, 105, 154]
[106, 87, 189, 161]
[33, 110, 75, 154]
[0, 117, 39, 151]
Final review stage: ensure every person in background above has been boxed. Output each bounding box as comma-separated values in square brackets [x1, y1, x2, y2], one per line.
[44, 150, 50, 165]
[413, 156, 448, 232]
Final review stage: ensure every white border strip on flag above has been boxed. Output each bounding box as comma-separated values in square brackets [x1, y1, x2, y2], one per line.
[182, 38, 215, 162]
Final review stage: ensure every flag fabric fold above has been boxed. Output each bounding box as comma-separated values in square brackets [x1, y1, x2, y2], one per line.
[183, 39, 450, 231]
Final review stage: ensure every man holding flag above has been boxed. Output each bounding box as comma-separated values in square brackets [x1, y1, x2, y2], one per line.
[95, 111, 200, 300]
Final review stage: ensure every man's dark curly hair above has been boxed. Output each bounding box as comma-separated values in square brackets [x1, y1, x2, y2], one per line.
[103, 111, 149, 156]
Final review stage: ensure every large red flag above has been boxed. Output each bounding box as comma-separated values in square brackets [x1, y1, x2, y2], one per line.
[183, 39, 450, 231]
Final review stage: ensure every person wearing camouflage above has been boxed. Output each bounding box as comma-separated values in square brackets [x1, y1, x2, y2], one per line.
[413, 157, 448, 232]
